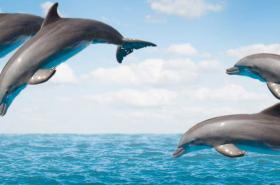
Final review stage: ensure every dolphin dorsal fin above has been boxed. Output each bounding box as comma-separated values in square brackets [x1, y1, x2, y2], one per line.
[41, 2, 60, 28]
[261, 103, 280, 116]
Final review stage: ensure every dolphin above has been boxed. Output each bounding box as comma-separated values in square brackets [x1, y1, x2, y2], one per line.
[173, 103, 280, 158]
[226, 53, 280, 100]
[0, 13, 43, 58]
[0, 3, 156, 116]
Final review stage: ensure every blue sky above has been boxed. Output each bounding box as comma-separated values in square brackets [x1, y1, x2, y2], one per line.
[0, 0, 279, 133]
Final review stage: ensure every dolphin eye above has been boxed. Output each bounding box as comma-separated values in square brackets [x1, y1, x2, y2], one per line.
[242, 66, 254, 72]
[190, 138, 197, 144]
[248, 66, 258, 73]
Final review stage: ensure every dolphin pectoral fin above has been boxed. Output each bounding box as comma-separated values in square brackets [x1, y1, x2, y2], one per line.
[214, 144, 245, 158]
[0, 103, 7, 116]
[28, 68, 56, 85]
[116, 38, 156, 63]
[267, 82, 280, 99]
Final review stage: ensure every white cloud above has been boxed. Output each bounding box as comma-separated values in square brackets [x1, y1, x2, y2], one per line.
[149, 0, 224, 19]
[85, 58, 222, 85]
[86, 89, 177, 107]
[51, 63, 77, 84]
[41, 1, 62, 16]
[186, 84, 264, 101]
[85, 84, 262, 109]
[226, 44, 280, 58]
[168, 43, 198, 56]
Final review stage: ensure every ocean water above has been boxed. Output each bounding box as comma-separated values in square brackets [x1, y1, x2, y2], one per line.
[0, 135, 279, 185]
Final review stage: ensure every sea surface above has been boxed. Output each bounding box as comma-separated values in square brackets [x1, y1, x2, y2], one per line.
[0, 134, 279, 185]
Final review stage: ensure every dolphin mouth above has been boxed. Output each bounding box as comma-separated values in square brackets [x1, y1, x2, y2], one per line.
[172, 147, 185, 158]
[0, 103, 7, 116]
[226, 66, 240, 75]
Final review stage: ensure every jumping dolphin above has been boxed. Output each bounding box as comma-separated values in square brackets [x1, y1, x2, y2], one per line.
[226, 53, 280, 100]
[0, 13, 43, 58]
[173, 103, 280, 158]
[0, 3, 156, 116]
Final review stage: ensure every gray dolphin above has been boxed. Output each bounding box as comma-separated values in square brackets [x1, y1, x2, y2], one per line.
[0, 13, 43, 58]
[226, 53, 280, 100]
[0, 3, 156, 116]
[173, 103, 280, 158]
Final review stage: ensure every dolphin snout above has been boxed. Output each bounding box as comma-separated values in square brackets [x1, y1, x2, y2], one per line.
[172, 147, 185, 158]
[226, 66, 240, 75]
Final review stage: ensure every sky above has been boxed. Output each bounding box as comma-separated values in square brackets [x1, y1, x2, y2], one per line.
[0, 0, 279, 133]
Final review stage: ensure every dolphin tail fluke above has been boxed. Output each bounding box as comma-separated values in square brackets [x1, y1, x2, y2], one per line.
[172, 147, 185, 158]
[0, 103, 7, 116]
[116, 38, 156, 63]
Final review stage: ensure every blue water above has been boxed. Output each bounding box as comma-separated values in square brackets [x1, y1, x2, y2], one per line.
[0, 135, 279, 185]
